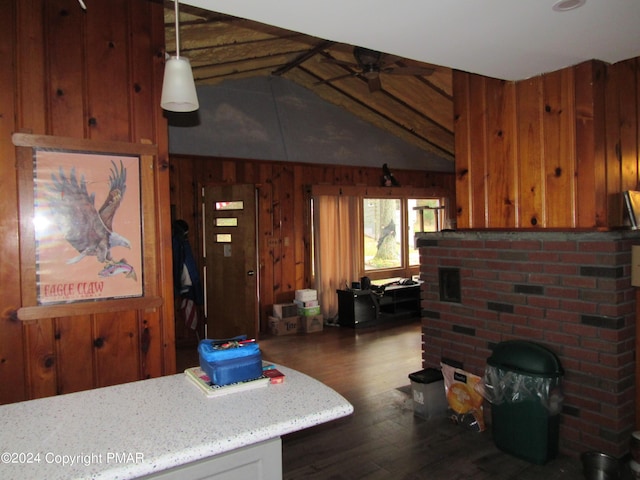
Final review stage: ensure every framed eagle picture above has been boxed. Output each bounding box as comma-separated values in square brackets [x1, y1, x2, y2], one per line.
[32, 149, 143, 305]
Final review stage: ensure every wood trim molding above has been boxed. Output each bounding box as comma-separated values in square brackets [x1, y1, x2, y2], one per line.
[308, 184, 451, 198]
[12, 132, 158, 155]
[17, 296, 163, 321]
[13, 133, 161, 320]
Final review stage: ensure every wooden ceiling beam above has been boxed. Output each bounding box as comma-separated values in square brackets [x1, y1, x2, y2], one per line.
[194, 53, 295, 83]
[182, 37, 321, 66]
[272, 40, 335, 76]
[284, 68, 454, 161]
[296, 55, 454, 155]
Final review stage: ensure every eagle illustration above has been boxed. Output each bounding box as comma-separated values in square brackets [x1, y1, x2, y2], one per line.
[47, 160, 130, 264]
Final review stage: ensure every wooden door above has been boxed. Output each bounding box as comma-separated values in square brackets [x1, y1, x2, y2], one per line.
[203, 185, 259, 339]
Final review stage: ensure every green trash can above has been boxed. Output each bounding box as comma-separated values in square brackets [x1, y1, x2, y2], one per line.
[484, 340, 564, 465]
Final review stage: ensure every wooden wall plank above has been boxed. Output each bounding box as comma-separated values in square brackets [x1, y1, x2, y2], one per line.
[605, 63, 623, 226]
[129, 0, 157, 144]
[543, 68, 577, 227]
[468, 75, 489, 228]
[93, 311, 139, 387]
[276, 164, 295, 294]
[46, 0, 86, 138]
[24, 320, 57, 399]
[55, 316, 94, 394]
[221, 160, 238, 184]
[516, 77, 544, 228]
[139, 309, 162, 379]
[453, 71, 471, 229]
[293, 165, 308, 289]
[85, 0, 130, 141]
[16, 0, 46, 133]
[574, 61, 604, 228]
[0, 0, 26, 405]
[257, 163, 275, 331]
[617, 60, 639, 191]
[486, 78, 516, 227]
[270, 166, 286, 303]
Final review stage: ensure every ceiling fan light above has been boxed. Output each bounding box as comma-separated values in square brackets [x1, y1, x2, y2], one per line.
[161, 56, 199, 112]
[363, 68, 379, 80]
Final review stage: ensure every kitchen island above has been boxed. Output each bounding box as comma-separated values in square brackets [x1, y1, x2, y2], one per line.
[0, 364, 353, 479]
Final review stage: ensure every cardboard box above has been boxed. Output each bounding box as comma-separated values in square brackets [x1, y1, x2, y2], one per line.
[268, 316, 300, 336]
[273, 303, 298, 319]
[294, 299, 321, 315]
[295, 289, 317, 302]
[293, 299, 319, 308]
[297, 305, 321, 316]
[300, 314, 323, 333]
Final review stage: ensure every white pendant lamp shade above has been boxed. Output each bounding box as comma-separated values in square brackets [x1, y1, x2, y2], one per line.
[161, 0, 199, 112]
[161, 56, 199, 112]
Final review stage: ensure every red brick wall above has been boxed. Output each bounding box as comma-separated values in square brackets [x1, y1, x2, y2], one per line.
[418, 231, 636, 458]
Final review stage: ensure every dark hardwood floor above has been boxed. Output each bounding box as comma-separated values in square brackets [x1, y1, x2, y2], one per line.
[176, 321, 591, 480]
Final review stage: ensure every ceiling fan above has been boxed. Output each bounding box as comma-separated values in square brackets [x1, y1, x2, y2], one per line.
[317, 46, 435, 92]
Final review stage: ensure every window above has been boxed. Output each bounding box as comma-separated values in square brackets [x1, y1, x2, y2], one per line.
[363, 198, 401, 270]
[408, 198, 443, 265]
[309, 185, 448, 301]
[363, 196, 443, 278]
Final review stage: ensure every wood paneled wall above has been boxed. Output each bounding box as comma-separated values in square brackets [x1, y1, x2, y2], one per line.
[169, 155, 455, 336]
[0, 0, 173, 405]
[453, 58, 640, 229]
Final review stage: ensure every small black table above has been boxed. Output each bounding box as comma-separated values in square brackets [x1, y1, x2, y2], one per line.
[337, 282, 422, 328]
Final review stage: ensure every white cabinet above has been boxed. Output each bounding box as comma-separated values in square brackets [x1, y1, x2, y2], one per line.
[141, 438, 281, 480]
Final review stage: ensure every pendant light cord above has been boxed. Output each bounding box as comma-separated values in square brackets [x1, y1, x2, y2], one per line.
[174, 0, 181, 58]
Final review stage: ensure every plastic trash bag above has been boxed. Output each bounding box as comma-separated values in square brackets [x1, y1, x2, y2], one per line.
[482, 365, 563, 415]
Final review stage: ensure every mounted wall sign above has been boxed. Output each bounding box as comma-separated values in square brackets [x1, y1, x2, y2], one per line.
[12, 133, 162, 320]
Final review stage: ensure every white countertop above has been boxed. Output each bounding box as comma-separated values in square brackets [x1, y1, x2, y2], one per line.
[0, 365, 353, 480]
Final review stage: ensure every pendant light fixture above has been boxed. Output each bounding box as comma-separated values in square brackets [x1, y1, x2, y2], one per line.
[161, 0, 199, 112]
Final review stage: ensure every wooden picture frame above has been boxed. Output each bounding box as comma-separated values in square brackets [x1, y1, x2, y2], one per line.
[13, 133, 162, 320]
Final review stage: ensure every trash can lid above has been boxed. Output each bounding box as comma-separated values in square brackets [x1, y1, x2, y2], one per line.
[487, 340, 563, 377]
[408, 368, 443, 384]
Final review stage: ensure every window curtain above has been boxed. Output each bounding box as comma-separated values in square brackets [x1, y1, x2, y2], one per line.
[312, 195, 361, 322]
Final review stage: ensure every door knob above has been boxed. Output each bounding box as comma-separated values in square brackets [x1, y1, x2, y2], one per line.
[247, 270, 255, 276]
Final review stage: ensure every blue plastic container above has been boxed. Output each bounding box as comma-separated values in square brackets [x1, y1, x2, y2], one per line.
[198, 336, 263, 386]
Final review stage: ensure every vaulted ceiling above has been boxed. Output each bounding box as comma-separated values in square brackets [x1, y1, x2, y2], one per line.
[164, 3, 455, 163]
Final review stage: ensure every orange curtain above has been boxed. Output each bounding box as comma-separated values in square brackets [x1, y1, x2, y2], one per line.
[312, 195, 361, 322]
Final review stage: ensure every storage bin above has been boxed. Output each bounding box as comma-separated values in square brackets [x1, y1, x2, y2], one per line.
[198, 337, 263, 386]
[408, 368, 448, 419]
[484, 340, 564, 464]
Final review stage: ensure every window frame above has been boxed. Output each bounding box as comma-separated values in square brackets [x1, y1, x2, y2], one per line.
[308, 184, 451, 285]
[362, 195, 444, 282]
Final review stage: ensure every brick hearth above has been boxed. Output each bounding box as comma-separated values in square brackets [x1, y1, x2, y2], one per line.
[417, 230, 636, 458]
